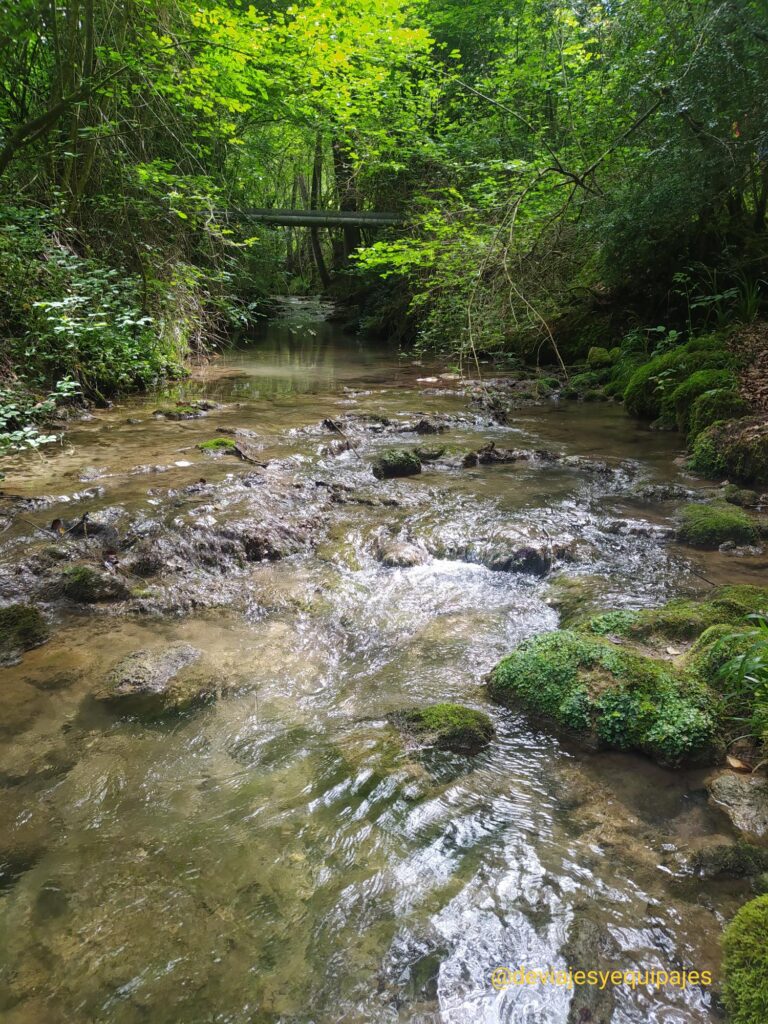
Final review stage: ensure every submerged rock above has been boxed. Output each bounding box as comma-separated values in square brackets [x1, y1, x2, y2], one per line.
[371, 448, 422, 480]
[390, 703, 494, 754]
[708, 771, 768, 838]
[375, 536, 430, 568]
[0, 604, 49, 666]
[690, 841, 768, 880]
[95, 643, 211, 715]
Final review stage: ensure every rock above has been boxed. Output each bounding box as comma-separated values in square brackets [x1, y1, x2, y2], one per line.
[197, 437, 238, 453]
[0, 787, 57, 885]
[371, 448, 422, 480]
[0, 604, 49, 666]
[390, 703, 494, 754]
[708, 771, 768, 838]
[402, 416, 446, 434]
[376, 540, 430, 568]
[488, 630, 720, 766]
[690, 842, 768, 880]
[724, 484, 760, 508]
[414, 444, 447, 461]
[690, 416, 768, 485]
[153, 403, 207, 420]
[58, 565, 130, 603]
[563, 917, 617, 1024]
[95, 643, 211, 715]
[677, 502, 758, 548]
[586, 345, 613, 368]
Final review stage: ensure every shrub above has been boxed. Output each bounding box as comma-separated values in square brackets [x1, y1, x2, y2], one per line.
[722, 895, 768, 1024]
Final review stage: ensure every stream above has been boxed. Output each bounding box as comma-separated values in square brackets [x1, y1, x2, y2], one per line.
[1, 299, 766, 1024]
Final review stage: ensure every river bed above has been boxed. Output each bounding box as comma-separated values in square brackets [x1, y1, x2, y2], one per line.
[0, 300, 764, 1024]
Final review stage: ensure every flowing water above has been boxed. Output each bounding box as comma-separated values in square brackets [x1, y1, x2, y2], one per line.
[0, 300, 765, 1024]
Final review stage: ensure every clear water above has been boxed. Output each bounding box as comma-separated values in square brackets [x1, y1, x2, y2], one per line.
[0, 299, 761, 1023]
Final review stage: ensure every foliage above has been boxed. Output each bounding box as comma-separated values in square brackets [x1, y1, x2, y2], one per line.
[722, 895, 768, 1024]
[718, 613, 768, 745]
[622, 338, 731, 420]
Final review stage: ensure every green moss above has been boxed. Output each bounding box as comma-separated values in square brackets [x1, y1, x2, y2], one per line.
[61, 565, 129, 603]
[536, 376, 561, 394]
[371, 448, 422, 480]
[723, 894, 768, 1024]
[623, 337, 731, 420]
[393, 703, 494, 754]
[724, 484, 760, 508]
[688, 389, 749, 440]
[586, 346, 612, 368]
[684, 624, 753, 679]
[678, 502, 757, 548]
[487, 630, 718, 765]
[690, 417, 768, 485]
[414, 444, 447, 461]
[578, 587, 768, 644]
[0, 604, 49, 663]
[660, 369, 736, 433]
[154, 404, 204, 420]
[692, 842, 768, 879]
[197, 437, 237, 452]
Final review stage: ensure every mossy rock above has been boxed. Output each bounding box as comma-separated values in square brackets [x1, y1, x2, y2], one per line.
[197, 437, 237, 453]
[684, 624, 754, 680]
[153, 404, 206, 420]
[60, 565, 130, 603]
[724, 484, 760, 508]
[414, 444, 447, 461]
[688, 389, 750, 441]
[535, 376, 561, 394]
[371, 448, 422, 480]
[0, 604, 49, 665]
[391, 703, 494, 754]
[623, 338, 731, 420]
[586, 346, 612, 368]
[659, 369, 737, 433]
[691, 842, 768, 879]
[96, 643, 212, 716]
[487, 630, 718, 766]
[578, 586, 768, 644]
[723, 894, 768, 1024]
[678, 502, 757, 548]
[690, 417, 768, 485]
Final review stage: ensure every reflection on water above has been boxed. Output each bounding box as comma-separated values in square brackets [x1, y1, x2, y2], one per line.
[0, 302, 754, 1023]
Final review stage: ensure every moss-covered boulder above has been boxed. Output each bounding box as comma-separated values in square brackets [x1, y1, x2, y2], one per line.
[689, 416, 768, 485]
[153, 404, 206, 420]
[724, 484, 760, 508]
[371, 448, 422, 480]
[391, 703, 495, 754]
[623, 337, 731, 420]
[659, 369, 737, 433]
[691, 842, 768, 880]
[688, 388, 749, 440]
[578, 586, 768, 645]
[678, 502, 757, 548]
[723, 894, 768, 1024]
[586, 346, 612, 368]
[487, 630, 718, 766]
[60, 565, 130, 603]
[0, 604, 49, 666]
[197, 437, 237, 453]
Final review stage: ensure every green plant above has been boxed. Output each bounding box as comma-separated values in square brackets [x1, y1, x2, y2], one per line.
[718, 613, 768, 747]
[722, 895, 768, 1024]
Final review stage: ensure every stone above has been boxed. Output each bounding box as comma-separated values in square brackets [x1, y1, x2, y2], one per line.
[708, 771, 768, 838]
[95, 643, 212, 715]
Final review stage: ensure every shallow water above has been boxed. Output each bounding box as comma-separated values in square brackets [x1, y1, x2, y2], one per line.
[0, 299, 763, 1023]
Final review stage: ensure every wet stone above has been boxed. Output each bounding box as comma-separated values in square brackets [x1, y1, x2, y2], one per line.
[95, 642, 211, 715]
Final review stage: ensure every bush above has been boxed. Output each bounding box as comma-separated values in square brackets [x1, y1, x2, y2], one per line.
[678, 502, 757, 548]
[723, 895, 768, 1024]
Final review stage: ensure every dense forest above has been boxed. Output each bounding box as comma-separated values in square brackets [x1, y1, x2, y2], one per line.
[2, 2, 768, 1022]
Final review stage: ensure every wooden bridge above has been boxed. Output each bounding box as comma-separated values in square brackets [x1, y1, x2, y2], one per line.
[214, 208, 403, 228]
